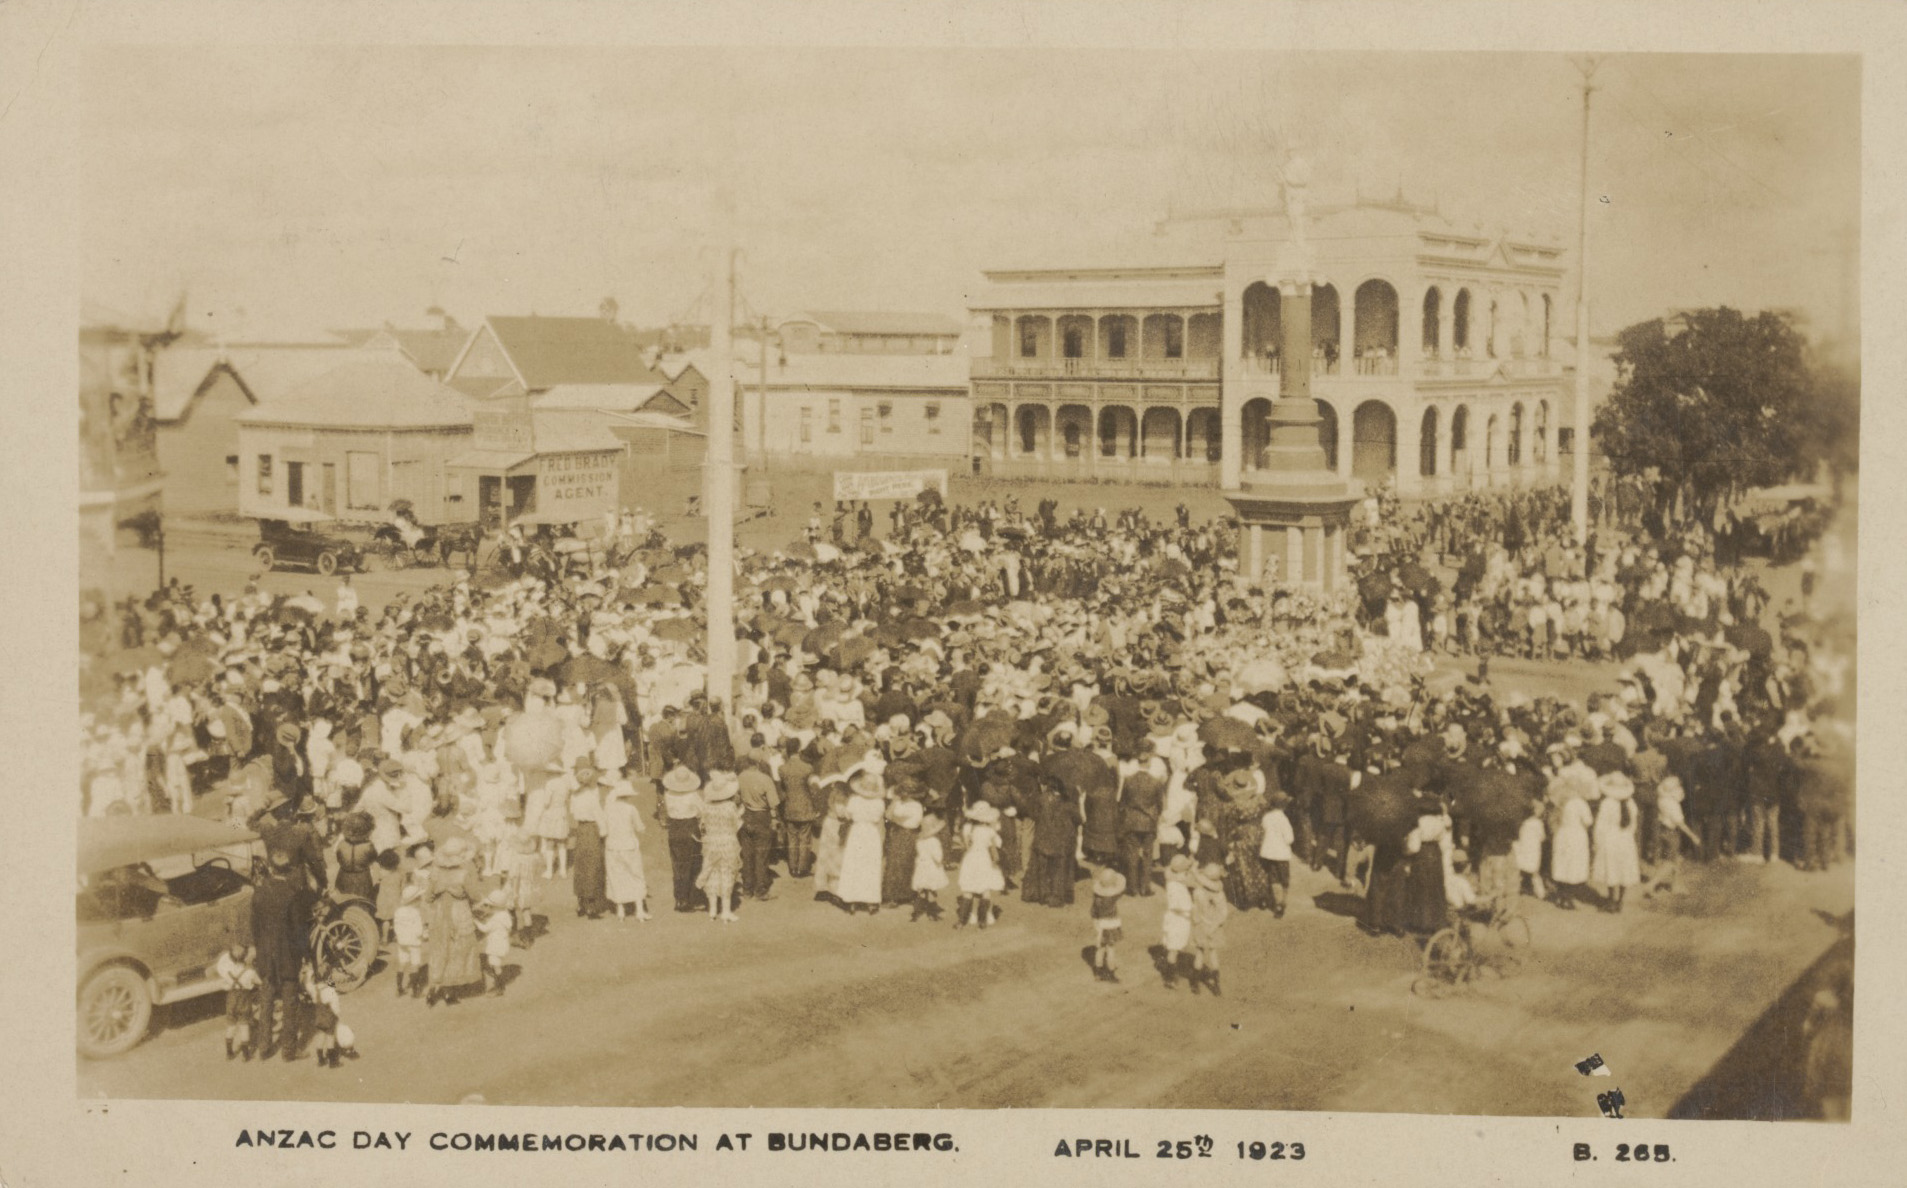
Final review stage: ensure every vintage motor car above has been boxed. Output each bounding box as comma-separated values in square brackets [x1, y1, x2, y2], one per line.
[76, 815, 379, 1059]
[251, 508, 365, 576]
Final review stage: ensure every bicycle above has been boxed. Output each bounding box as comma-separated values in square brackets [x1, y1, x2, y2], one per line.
[1412, 899, 1532, 998]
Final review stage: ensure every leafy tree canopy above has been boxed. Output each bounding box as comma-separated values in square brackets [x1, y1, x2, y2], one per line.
[1593, 307, 1826, 514]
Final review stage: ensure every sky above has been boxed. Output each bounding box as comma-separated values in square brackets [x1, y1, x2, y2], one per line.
[80, 47, 1860, 344]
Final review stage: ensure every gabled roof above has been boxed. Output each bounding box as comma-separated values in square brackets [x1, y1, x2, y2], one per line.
[533, 383, 670, 412]
[153, 342, 360, 421]
[235, 357, 473, 430]
[448, 375, 526, 400]
[655, 358, 707, 383]
[529, 409, 626, 454]
[466, 315, 667, 389]
[780, 310, 966, 338]
[604, 409, 705, 436]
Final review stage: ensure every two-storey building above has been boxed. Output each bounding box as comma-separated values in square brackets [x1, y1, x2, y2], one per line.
[967, 197, 1572, 497]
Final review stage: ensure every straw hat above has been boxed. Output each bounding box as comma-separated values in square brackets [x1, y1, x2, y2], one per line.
[1091, 867, 1127, 898]
[1165, 853, 1195, 878]
[1598, 771, 1635, 801]
[888, 799, 924, 829]
[1195, 862, 1226, 891]
[702, 771, 740, 802]
[661, 764, 702, 794]
[963, 800, 1000, 825]
[436, 836, 476, 868]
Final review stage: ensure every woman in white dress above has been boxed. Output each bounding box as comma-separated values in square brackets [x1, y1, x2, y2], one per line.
[836, 769, 887, 914]
[601, 779, 651, 920]
[1399, 596, 1424, 653]
[956, 801, 1006, 929]
[1590, 772, 1642, 913]
[1549, 777, 1595, 909]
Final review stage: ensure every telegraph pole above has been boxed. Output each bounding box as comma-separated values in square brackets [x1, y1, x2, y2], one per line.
[757, 314, 772, 460]
[1570, 57, 1599, 542]
[704, 242, 739, 710]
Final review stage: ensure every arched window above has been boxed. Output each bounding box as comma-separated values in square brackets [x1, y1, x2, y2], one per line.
[1422, 287, 1441, 356]
[1453, 290, 1471, 353]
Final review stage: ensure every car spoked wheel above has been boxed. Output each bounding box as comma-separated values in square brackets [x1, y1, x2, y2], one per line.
[313, 904, 379, 992]
[78, 965, 152, 1059]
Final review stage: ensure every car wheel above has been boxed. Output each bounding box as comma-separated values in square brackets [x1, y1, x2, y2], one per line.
[412, 544, 437, 568]
[316, 551, 338, 576]
[77, 964, 152, 1059]
[253, 546, 276, 572]
[313, 904, 380, 992]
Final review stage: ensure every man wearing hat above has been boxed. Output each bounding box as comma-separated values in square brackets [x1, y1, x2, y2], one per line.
[251, 846, 317, 1061]
[660, 765, 706, 912]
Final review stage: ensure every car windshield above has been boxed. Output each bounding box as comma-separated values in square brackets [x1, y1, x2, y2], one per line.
[77, 842, 257, 922]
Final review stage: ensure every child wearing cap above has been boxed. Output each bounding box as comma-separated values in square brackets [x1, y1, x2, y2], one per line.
[477, 890, 514, 996]
[911, 813, 949, 923]
[392, 882, 427, 999]
[1089, 867, 1126, 983]
[1190, 862, 1230, 996]
[214, 943, 260, 1061]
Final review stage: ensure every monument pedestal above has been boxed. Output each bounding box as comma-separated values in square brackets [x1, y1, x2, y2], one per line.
[1227, 481, 1358, 593]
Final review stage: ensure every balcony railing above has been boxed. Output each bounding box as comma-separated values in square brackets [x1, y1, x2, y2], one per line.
[1353, 355, 1399, 377]
[971, 356, 1221, 381]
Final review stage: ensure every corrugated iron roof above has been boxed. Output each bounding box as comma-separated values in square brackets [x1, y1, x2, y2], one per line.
[485, 315, 666, 388]
[966, 279, 1226, 311]
[780, 310, 966, 337]
[530, 408, 626, 454]
[235, 357, 473, 429]
[762, 352, 971, 391]
[533, 383, 669, 412]
[153, 343, 361, 421]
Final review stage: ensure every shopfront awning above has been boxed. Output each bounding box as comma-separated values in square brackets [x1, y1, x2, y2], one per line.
[447, 449, 537, 475]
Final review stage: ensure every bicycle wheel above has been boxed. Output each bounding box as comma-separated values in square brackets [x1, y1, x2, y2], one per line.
[1497, 913, 1533, 950]
[1423, 927, 1470, 984]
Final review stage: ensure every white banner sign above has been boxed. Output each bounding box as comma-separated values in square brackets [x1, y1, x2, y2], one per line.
[832, 468, 948, 503]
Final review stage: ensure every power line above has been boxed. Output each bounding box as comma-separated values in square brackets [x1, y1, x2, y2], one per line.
[1610, 60, 1794, 205]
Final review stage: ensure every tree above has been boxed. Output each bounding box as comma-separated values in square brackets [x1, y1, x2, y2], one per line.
[1592, 307, 1816, 522]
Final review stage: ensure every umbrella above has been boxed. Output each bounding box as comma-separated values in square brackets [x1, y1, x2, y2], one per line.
[895, 618, 940, 642]
[1345, 771, 1425, 843]
[166, 648, 218, 685]
[1198, 716, 1256, 753]
[557, 654, 623, 687]
[813, 542, 843, 563]
[803, 624, 846, 656]
[871, 623, 908, 649]
[832, 635, 878, 669]
[1234, 657, 1288, 695]
[526, 639, 568, 671]
[625, 585, 682, 607]
[501, 709, 564, 772]
[760, 575, 798, 593]
[1452, 767, 1529, 830]
[944, 600, 988, 623]
[960, 714, 1019, 763]
[1724, 623, 1774, 658]
[785, 541, 820, 561]
[650, 619, 699, 644]
[652, 564, 692, 585]
[774, 621, 811, 647]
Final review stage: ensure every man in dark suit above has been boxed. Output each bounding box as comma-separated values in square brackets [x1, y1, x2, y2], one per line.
[251, 847, 316, 1061]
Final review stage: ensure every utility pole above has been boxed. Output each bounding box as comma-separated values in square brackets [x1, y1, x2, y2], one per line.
[1570, 57, 1599, 542]
[704, 243, 739, 710]
[757, 314, 772, 460]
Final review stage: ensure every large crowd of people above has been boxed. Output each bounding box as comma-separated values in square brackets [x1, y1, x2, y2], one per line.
[78, 480, 1854, 1055]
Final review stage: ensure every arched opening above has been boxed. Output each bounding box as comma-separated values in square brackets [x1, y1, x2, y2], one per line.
[1241, 398, 1273, 471]
[1098, 314, 1136, 362]
[1058, 315, 1093, 363]
[1098, 405, 1138, 459]
[1541, 295, 1553, 358]
[1509, 402, 1525, 466]
[1016, 404, 1051, 457]
[1419, 406, 1439, 477]
[1485, 413, 1501, 471]
[1056, 404, 1093, 460]
[1421, 287, 1442, 357]
[1141, 407, 1182, 459]
[1450, 404, 1470, 475]
[1015, 315, 1052, 360]
[1511, 292, 1531, 358]
[1352, 400, 1398, 484]
[981, 401, 1010, 459]
[1353, 280, 1400, 374]
[1142, 314, 1185, 361]
[1485, 296, 1500, 358]
[1186, 407, 1222, 463]
[1243, 281, 1282, 372]
[1453, 290, 1471, 355]
[1312, 284, 1341, 373]
[1535, 400, 1549, 463]
[1317, 400, 1340, 471]
[1187, 313, 1222, 359]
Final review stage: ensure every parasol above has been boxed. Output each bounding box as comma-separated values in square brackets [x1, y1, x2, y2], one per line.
[1234, 657, 1288, 695]
[774, 621, 811, 647]
[803, 624, 846, 656]
[1451, 767, 1529, 829]
[832, 635, 878, 669]
[651, 564, 692, 585]
[1197, 716, 1256, 753]
[166, 647, 219, 686]
[894, 618, 940, 642]
[557, 653, 623, 687]
[944, 600, 988, 623]
[960, 713, 1019, 763]
[501, 709, 563, 771]
[1345, 770, 1425, 843]
[1724, 623, 1774, 658]
[625, 584, 682, 607]
[650, 618, 699, 644]
[760, 575, 799, 593]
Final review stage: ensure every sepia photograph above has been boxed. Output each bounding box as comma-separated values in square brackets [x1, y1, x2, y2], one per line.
[64, 34, 1861, 1128]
